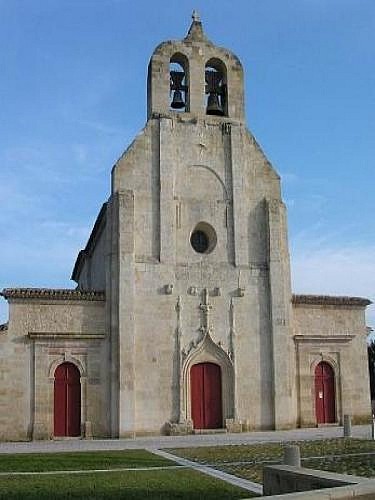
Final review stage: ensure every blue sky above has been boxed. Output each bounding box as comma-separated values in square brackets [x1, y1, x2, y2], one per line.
[0, 0, 374, 326]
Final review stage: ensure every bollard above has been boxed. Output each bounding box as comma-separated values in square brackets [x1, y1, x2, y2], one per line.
[283, 445, 301, 467]
[343, 414, 352, 438]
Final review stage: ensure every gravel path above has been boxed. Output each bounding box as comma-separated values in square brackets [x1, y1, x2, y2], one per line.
[0, 425, 371, 454]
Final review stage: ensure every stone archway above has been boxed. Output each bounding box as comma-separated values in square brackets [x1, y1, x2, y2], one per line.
[54, 362, 81, 437]
[181, 332, 234, 428]
[315, 361, 336, 424]
[191, 362, 222, 429]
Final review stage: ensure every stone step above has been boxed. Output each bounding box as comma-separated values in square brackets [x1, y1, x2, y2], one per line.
[193, 428, 227, 435]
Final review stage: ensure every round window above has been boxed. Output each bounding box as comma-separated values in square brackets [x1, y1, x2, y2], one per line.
[190, 222, 217, 254]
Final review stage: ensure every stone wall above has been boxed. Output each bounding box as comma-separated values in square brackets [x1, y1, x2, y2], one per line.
[109, 107, 298, 433]
[293, 300, 371, 426]
[263, 465, 375, 499]
[0, 291, 108, 441]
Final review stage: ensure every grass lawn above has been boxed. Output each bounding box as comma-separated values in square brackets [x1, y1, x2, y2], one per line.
[167, 438, 375, 484]
[0, 470, 254, 499]
[0, 450, 255, 499]
[0, 449, 173, 472]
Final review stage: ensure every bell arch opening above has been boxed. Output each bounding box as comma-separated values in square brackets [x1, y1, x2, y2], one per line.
[205, 58, 227, 116]
[170, 53, 189, 112]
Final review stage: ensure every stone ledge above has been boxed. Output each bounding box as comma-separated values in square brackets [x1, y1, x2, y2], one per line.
[294, 334, 355, 344]
[28, 332, 106, 340]
[263, 464, 372, 498]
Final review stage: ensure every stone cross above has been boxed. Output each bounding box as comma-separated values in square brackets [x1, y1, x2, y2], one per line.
[199, 287, 212, 334]
[192, 10, 200, 22]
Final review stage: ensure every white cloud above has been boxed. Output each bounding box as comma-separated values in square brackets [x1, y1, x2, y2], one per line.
[291, 242, 375, 326]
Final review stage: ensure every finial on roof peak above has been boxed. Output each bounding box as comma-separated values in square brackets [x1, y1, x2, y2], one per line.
[192, 10, 200, 22]
[185, 9, 207, 42]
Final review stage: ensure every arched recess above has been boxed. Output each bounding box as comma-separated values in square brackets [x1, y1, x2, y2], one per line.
[54, 362, 81, 437]
[181, 332, 234, 427]
[170, 52, 189, 112]
[314, 361, 336, 424]
[49, 355, 85, 379]
[189, 164, 230, 202]
[205, 58, 228, 116]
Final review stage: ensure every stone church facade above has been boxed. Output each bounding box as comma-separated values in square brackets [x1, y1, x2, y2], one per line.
[0, 15, 371, 441]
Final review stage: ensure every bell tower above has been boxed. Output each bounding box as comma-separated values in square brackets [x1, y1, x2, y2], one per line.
[147, 11, 245, 121]
[108, 13, 297, 437]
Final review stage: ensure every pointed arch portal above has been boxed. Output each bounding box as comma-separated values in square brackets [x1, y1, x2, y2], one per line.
[315, 361, 336, 424]
[54, 362, 81, 437]
[191, 362, 222, 429]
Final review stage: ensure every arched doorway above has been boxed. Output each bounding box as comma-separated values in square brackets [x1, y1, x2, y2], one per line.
[315, 361, 336, 424]
[191, 362, 222, 429]
[54, 362, 81, 437]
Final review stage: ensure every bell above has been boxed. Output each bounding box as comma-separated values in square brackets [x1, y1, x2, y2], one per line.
[171, 89, 185, 109]
[206, 93, 224, 116]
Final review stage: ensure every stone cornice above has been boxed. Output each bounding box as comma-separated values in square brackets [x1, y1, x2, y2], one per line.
[0, 288, 105, 301]
[292, 294, 371, 307]
[294, 334, 355, 343]
[28, 332, 106, 340]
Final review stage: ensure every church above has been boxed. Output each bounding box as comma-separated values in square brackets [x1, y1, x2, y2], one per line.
[0, 14, 371, 440]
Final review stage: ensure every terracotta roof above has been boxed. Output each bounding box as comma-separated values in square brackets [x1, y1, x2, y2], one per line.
[0, 288, 105, 301]
[292, 294, 371, 307]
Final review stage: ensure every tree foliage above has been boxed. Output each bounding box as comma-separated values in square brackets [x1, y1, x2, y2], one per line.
[368, 339, 375, 402]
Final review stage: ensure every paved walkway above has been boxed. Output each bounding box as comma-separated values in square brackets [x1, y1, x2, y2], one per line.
[0, 425, 371, 454]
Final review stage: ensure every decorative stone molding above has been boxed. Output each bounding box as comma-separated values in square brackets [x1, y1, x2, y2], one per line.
[164, 284, 174, 295]
[29, 332, 106, 340]
[292, 294, 371, 307]
[180, 326, 235, 426]
[48, 354, 86, 379]
[294, 335, 354, 344]
[228, 298, 235, 361]
[1, 288, 105, 301]
[310, 354, 339, 374]
[199, 288, 212, 336]
[309, 354, 341, 426]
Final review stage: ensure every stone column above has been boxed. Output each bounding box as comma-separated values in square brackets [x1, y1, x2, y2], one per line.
[116, 190, 136, 437]
[267, 199, 297, 429]
[159, 118, 176, 264]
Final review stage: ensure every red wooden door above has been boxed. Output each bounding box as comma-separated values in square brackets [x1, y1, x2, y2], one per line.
[315, 362, 335, 424]
[54, 363, 81, 437]
[191, 362, 222, 429]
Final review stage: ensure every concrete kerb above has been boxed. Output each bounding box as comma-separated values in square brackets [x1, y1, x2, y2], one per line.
[0, 465, 185, 477]
[149, 448, 263, 495]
